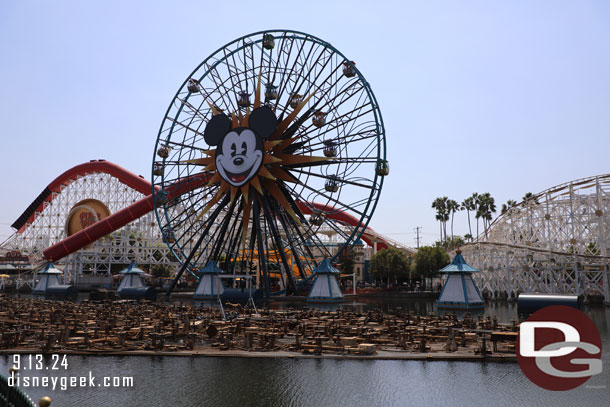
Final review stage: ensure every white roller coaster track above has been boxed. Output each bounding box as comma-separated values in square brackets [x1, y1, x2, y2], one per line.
[461, 173, 610, 304]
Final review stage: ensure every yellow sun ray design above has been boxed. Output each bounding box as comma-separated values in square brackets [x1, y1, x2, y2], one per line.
[230, 186, 239, 203]
[261, 179, 301, 225]
[269, 166, 300, 183]
[257, 166, 276, 181]
[240, 185, 249, 203]
[263, 155, 282, 164]
[194, 182, 228, 222]
[271, 88, 317, 140]
[273, 154, 330, 166]
[185, 80, 327, 232]
[249, 175, 264, 195]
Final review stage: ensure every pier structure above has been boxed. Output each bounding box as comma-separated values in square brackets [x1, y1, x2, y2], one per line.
[0, 296, 518, 359]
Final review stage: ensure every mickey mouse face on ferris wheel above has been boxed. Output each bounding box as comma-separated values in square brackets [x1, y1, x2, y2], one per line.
[203, 106, 278, 187]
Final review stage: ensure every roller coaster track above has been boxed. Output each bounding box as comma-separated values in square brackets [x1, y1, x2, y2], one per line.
[6, 161, 405, 262]
[461, 172, 610, 303]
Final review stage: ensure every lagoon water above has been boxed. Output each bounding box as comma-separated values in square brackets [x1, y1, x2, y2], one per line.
[2, 300, 609, 407]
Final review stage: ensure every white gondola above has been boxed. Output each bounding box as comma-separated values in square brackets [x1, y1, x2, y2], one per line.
[187, 78, 201, 93]
[288, 93, 302, 108]
[265, 83, 278, 100]
[237, 91, 250, 108]
[325, 175, 340, 193]
[323, 140, 337, 158]
[312, 111, 326, 128]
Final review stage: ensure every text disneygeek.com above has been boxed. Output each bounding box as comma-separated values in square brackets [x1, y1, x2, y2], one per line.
[8, 354, 134, 391]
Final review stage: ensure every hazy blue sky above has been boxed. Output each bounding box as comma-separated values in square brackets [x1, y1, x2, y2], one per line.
[1, 1, 609, 247]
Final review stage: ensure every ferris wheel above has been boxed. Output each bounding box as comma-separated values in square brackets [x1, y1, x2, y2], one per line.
[152, 30, 388, 295]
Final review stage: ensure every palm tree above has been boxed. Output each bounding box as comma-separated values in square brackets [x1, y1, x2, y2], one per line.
[522, 192, 539, 205]
[461, 193, 477, 238]
[447, 199, 459, 241]
[484, 197, 496, 232]
[477, 193, 496, 237]
[464, 233, 473, 242]
[474, 194, 483, 240]
[432, 197, 449, 243]
[501, 199, 518, 215]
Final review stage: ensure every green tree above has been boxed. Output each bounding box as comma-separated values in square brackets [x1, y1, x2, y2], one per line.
[501, 199, 518, 215]
[522, 192, 539, 205]
[370, 247, 410, 284]
[338, 250, 356, 274]
[151, 264, 172, 278]
[435, 235, 465, 251]
[413, 246, 450, 288]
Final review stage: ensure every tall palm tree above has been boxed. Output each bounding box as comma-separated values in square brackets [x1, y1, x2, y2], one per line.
[484, 196, 496, 232]
[474, 194, 484, 240]
[435, 212, 444, 243]
[432, 197, 449, 243]
[447, 199, 459, 241]
[461, 193, 477, 238]
[477, 193, 496, 237]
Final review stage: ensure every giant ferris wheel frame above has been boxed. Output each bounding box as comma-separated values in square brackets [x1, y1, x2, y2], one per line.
[152, 30, 388, 296]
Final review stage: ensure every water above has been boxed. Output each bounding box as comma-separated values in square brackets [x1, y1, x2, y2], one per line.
[1, 301, 609, 407]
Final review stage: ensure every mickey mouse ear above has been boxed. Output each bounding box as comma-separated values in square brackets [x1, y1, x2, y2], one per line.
[249, 106, 278, 139]
[204, 114, 231, 146]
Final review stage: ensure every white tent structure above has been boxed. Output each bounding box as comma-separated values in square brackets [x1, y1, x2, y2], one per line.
[437, 250, 484, 310]
[117, 261, 156, 300]
[33, 263, 63, 293]
[117, 262, 146, 291]
[33, 262, 76, 296]
[307, 258, 344, 303]
[193, 261, 224, 300]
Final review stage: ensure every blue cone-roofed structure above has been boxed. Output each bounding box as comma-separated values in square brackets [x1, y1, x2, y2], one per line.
[33, 262, 76, 297]
[437, 250, 484, 309]
[117, 261, 156, 300]
[307, 258, 344, 303]
[193, 261, 225, 300]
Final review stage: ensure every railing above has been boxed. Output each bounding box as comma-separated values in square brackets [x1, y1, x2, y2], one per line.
[0, 373, 36, 407]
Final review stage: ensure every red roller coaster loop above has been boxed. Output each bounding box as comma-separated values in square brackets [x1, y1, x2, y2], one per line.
[21, 161, 395, 262]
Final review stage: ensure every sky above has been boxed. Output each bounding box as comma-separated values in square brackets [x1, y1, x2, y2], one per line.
[1, 0, 609, 247]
